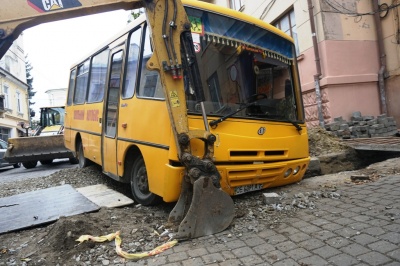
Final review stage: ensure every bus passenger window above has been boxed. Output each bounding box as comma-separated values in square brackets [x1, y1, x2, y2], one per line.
[74, 60, 90, 104]
[137, 26, 164, 99]
[123, 29, 141, 99]
[67, 69, 76, 106]
[88, 49, 109, 103]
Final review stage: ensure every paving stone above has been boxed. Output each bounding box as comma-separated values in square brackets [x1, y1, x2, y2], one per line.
[298, 238, 325, 250]
[363, 226, 386, 236]
[243, 236, 266, 247]
[201, 253, 225, 264]
[321, 222, 343, 231]
[187, 247, 208, 258]
[167, 251, 189, 263]
[273, 258, 300, 266]
[275, 224, 300, 236]
[253, 243, 276, 255]
[231, 246, 255, 257]
[351, 233, 379, 245]
[221, 250, 235, 260]
[286, 247, 312, 260]
[310, 218, 330, 226]
[380, 232, 400, 244]
[240, 254, 264, 265]
[387, 249, 400, 261]
[266, 234, 288, 245]
[312, 230, 336, 241]
[325, 236, 351, 248]
[313, 245, 341, 259]
[358, 251, 392, 265]
[261, 249, 287, 264]
[181, 258, 205, 266]
[340, 243, 370, 256]
[329, 253, 360, 266]
[368, 240, 398, 253]
[276, 240, 298, 252]
[206, 243, 228, 253]
[219, 259, 243, 266]
[288, 231, 311, 243]
[224, 239, 246, 249]
[298, 255, 328, 265]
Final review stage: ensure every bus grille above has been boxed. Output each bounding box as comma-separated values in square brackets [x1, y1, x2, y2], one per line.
[229, 150, 286, 160]
[226, 166, 284, 187]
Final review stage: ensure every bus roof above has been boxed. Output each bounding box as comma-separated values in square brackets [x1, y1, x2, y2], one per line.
[71, 0, 293, 68]
[182, 0, 294, 43]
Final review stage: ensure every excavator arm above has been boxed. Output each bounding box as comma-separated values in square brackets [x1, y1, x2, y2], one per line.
[0, 0, 234, 239]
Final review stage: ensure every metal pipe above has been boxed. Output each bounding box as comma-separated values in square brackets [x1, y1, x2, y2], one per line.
[372, 0, 388, 114]
[307, 0, 324, 127]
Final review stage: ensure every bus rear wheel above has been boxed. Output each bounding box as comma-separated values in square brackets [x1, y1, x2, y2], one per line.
[40, 159, 53, 165]
[130, 157, 161, 206]
[77, 141, 90, 168]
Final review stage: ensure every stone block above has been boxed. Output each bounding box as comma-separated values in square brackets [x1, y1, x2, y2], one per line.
[363, 115, 374, 121]
[263, 192, 281, 205]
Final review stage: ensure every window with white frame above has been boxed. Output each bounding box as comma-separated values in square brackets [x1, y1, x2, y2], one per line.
[16, 91, 23, 113]
[229, 0, 242, 11]
[3, 85, 11, 109]
[274, 9, 300, 56]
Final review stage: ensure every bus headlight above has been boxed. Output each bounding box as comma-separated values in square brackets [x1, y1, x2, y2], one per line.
[293, 166, 301, 175]
[284, 168, 292, 178]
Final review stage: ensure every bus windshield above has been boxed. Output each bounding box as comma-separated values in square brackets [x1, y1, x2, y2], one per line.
[184, 7, 300, 122]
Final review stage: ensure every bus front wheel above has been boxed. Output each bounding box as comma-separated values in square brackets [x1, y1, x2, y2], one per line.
[130, 157, 161, 206]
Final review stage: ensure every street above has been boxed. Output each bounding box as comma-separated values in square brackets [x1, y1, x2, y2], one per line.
[0, 159, 78, 184]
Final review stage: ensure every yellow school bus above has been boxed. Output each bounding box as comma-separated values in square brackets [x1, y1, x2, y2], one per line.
[64, 0, 310, 207]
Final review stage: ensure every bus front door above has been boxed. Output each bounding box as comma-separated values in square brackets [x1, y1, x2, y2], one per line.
[102, 49, 124, 176]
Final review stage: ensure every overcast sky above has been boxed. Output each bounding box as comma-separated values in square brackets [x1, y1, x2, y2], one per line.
[23, 9, 132, 118]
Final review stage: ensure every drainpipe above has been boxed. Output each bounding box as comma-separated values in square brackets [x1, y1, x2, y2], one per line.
[307, 0, 324, 127]
[372, 0, 388, 114]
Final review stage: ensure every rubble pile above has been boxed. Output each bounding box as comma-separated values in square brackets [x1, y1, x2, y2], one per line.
[324, 112, 398, 139]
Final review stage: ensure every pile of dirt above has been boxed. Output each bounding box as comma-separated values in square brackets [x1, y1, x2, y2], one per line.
[308, 126, 352, 157]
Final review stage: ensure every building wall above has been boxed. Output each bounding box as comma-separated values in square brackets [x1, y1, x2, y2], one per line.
[45, 88, 67, 107]
[223, 0, 399, 127]
[0, 35, 30, 140]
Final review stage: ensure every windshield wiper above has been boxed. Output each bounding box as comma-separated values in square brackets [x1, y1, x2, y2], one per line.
[287, 120, 302, 132]
[209, 102, 255, 127]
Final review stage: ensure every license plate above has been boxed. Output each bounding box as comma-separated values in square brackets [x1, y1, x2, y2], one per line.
[234, 184, 263, 195]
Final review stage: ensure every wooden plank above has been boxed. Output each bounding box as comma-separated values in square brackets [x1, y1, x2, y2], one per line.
[76, 184, 134, 208]
[0, 185, 99, 234]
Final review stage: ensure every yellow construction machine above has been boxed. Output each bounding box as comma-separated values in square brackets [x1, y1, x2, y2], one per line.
[4, 106, 77, 169]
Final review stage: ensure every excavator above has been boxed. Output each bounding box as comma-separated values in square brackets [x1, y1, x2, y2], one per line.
[0, 0, 235, 239]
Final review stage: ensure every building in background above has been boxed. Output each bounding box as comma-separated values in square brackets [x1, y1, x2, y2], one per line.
[45, 88, 67, 107]
[0, 35, 30, 141]
[203, 0, 400, 127]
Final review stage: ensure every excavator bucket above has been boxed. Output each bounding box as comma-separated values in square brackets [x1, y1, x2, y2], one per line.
[4, 135, 74, 163]
[169, 176, 235, 239]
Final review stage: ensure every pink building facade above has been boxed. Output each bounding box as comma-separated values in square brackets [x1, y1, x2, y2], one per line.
[205, 0, 400, 128]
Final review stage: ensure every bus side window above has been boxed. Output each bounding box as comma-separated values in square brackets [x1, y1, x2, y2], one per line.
[137, 25, 164, 99]
[74, 60, 90, 104]
[123, 28, 142, 99]
[67, 69, 76, 106]
[88, 49, 109, 103]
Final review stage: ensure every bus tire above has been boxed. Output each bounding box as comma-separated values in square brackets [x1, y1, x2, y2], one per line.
[23, 161, 38, 169]
[130, 157, 161, 206]
[77, 141, 90, 168]
[40, 159, 53, 165]
[13, 162, 21, 168]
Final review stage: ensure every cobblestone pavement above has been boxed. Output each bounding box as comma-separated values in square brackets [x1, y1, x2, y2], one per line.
[136, 175, 400, 266]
